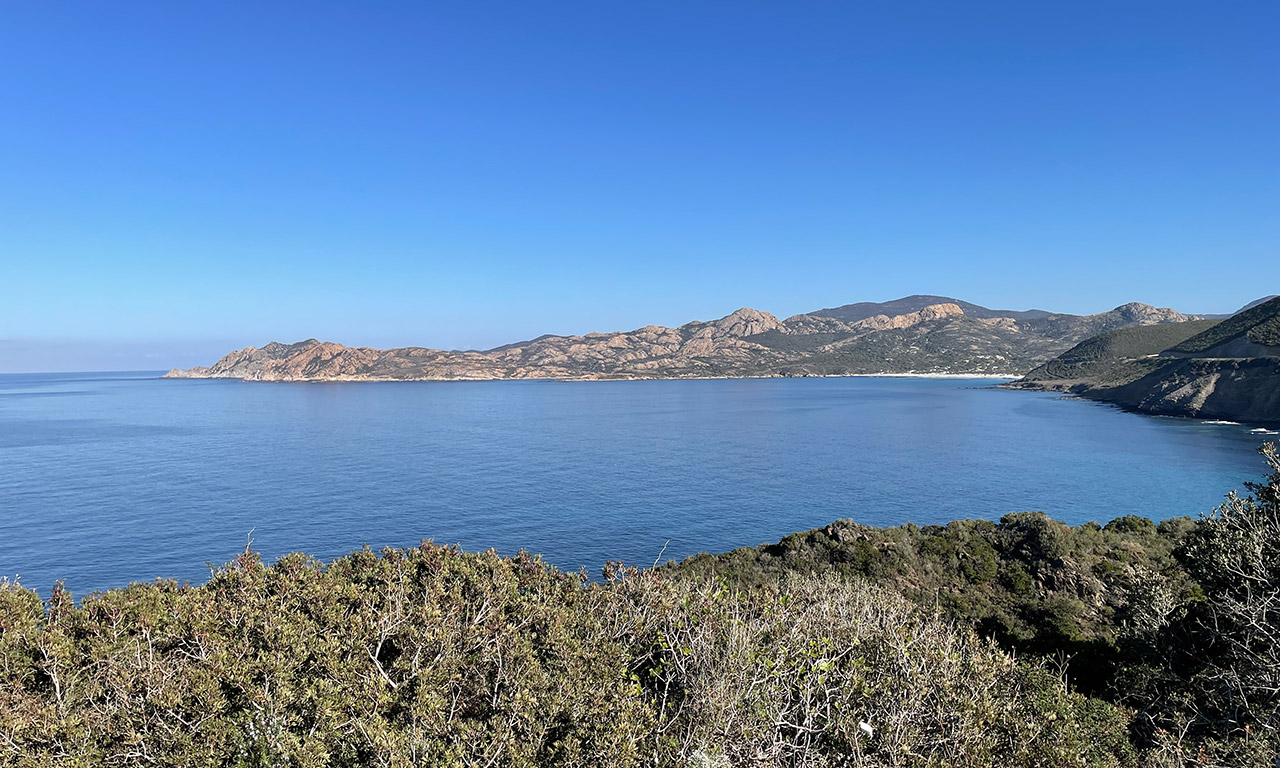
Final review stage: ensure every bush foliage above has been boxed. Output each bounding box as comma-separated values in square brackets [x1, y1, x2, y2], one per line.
[671, 509, 1200, 698]
[2, 550, 1131, 766]
[2, 444, 1278, 766]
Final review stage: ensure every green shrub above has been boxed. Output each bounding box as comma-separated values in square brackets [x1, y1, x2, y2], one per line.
[0, 547, 651, 767]
[1105, 515, 1155, 534]
[998, 562, 1035, 596]
[960, 537, 999, 584]
[609, 569, 1134, 767]
[0, 550, 1135, 767]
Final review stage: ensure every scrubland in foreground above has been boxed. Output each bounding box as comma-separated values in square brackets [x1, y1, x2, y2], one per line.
[2, 445, 1278, 767]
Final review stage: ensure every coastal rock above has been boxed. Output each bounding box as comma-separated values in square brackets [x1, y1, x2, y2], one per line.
[163, 295, 1213, 383]
[850, 302, 965, 331]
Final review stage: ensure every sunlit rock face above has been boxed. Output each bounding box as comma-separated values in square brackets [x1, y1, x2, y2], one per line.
[164, 297, 1208, 382]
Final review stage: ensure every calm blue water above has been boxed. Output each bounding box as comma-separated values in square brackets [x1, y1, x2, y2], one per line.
[0, 371, 1273, 597]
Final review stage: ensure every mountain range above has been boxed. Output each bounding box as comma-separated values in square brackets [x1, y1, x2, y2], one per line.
[1008, 296, 1280, 424]
[164, 295, 1203, 382]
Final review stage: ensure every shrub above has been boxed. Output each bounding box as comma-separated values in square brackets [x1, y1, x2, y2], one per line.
[608, 570, 1133, 767]
[1105, 516, 1155, 535]
[1171, 442, 1280, 761]
[0, 549, 1135, 767]
[0, 546, 651, 767]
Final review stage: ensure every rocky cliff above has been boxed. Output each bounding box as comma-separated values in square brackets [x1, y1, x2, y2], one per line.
[165, 296, 1204, 383]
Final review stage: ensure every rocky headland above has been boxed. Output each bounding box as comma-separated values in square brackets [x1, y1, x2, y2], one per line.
[165, 295, 1201, 382]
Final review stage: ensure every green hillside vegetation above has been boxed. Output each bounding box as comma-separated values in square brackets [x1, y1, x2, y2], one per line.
[1018, 320, 1219, 387]
[745, 330, 847, 354]
[1046, 320, 1220, 366]
[1171, 295, 1280, 353]
[3, 445, 1279, 766]
[768, 321, 1059, 376]
[670, 512, 1199, 697]
[1010, 301, 1280, 424]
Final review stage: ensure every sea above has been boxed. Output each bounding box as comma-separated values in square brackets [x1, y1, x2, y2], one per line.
[1, 371, 1274, 597]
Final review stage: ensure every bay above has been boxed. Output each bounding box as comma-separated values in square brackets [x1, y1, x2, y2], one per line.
[0, 371, 1271, 597]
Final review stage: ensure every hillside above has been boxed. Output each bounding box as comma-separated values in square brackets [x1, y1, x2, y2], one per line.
[1012, 320, 1221, 389]
[1168, 295, 1280, 355]
[164, 296, 1200, 382]
[1009, 296, 1280, 424]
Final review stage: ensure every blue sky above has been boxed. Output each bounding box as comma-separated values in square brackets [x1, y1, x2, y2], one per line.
[1, 1, 1276, 371]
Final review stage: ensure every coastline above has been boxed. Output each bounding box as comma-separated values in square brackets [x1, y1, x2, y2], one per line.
[1005, 381, 1280, 430]
[161, 370, 1024, 384]
[841, 372, 1022, 379]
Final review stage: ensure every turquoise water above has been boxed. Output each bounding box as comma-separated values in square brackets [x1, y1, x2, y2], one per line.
[0, 371, 1272, 597]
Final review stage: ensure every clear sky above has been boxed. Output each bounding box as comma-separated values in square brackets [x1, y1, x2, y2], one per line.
[1, 1, 1277, 371]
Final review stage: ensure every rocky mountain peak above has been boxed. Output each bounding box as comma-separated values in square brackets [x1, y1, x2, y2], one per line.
[1113, 302, 1154, 314]
[707, 307, 783, 337]
[1109, 303, 1191, 325]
